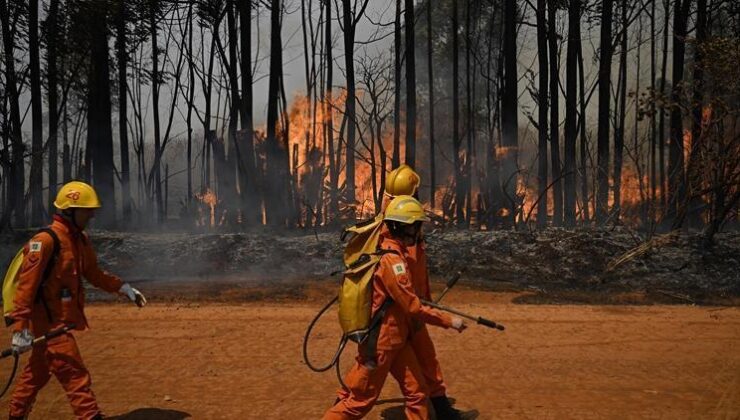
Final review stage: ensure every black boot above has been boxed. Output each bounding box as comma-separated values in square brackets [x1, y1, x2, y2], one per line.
[431, 396, 463, 420]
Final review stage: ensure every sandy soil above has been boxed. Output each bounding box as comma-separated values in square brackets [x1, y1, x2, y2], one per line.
[0, 290, 738, 419]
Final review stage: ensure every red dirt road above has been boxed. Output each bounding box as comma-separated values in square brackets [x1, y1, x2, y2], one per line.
[0, 290, 738, 419]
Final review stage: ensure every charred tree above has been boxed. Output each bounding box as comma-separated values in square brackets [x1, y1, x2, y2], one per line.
[392, 0, 401, 168]
[86, 2, 116, 228]
[613, 0, 628, 221]
[239, 0, 259, 225]
[596, 0, 614, 224]
[548, 1, 562, 226]
[265, 0, 288, 226]
[658, 0, 669, 210]
[563, 0, 580, 227]
[501, 0, 518, 224]
[116, 0, 131, 223]
[536, 0, 549, 228]
[666, 0, 691, 225]
[340, 0, 371, 212]
[0, 0, 25, 227]
[687, 0, 707, 228]
[30, 0, 45, 225]
[47, 0, 60, 214]
[427, 0, 435, 208]
[404, 0, 416, 169]
[150, 0, 163, 221]
[324, 0, 338, 219]
[452, 0, 464, 223]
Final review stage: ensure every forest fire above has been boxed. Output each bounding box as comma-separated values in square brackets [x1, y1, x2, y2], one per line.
[195, 189, 218, 228]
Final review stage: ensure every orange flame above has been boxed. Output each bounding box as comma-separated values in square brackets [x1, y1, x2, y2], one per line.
[195, 189, 218, 227]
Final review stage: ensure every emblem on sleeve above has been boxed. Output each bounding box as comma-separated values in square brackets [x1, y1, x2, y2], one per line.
[29, 241, 42, 253]
[392, 263, 406, 276]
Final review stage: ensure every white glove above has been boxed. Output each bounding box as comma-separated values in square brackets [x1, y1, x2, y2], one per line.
[11, 329, 34, 353]
[451, 317, 468, 333]
[120, 283, 147, 307]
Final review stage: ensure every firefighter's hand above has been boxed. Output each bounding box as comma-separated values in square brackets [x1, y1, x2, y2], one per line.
[451, 317, 468, 333]
[120, 283, 147, 307]
[11, 329, 34, 353]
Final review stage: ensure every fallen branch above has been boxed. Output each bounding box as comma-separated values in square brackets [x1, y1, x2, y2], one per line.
[605, 231, 679, 273]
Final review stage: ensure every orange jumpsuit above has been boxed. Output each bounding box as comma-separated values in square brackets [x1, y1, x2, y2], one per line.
[325, 234, 454, 420]
[400, 238, 449, 398]
[9, 215, 123, 420]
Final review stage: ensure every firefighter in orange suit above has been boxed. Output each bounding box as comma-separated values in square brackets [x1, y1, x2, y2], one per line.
[324, 196, 467, 420]
[384, 165, 465, 419]
[8, 181, 147, 420]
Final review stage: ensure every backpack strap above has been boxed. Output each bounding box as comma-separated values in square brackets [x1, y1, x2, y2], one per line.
[33, 228, 60, 323]
[358, 249, 401, 359]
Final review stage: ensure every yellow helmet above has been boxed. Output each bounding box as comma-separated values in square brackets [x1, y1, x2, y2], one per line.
[53, 181, 102, 210]
[385, 164, 420, 197]
[384, 195, 430, 224]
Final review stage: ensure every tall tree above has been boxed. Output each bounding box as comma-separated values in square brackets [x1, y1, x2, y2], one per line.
[427, 0, 436, 208]
[667, 0, 691, 225]
[536, 0, 549, 227]
[613, 0, 628, 221]
[0, 0, 25, 227]
[649, 0, 657, 219]
[340, 0, 371, 211]
[239, 0, 259, 225]
[150, 0, 163, 221]
[392, 0, 401, 168]
[29, 0, 44, 225]
[87, 2, 116, 227]
[404, 0, 416, 168]
[596, 0, 614, 223]
[47, 0, 60, 214]
[116, 0, 131, 223]
[501, 0, 518, 223]
[658, 0, 670, 210]
[452, 0, 464, 223]
[687, 0, 707, 228]
[563, 0, 580, 226]
[265, 0, 289, 226]
[324, 0, 338, 218]
[548, 1, 562, 226]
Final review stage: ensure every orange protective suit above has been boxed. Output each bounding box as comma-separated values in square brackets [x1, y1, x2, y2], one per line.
[8, 215, 123, 420]
[401, 239, 449, 398]
[325, 233, 453, 419]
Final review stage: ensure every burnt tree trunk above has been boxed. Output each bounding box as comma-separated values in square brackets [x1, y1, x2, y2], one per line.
[667, 0, 690, 226]
[548, 1, 562, 226]
[265, 0, 288, 226]
[239, 0, 259, 225]
[501, 0, 519, 224]
[404, 0, 416, 169]
[596, 0, 613, 224]
[150, 0, 163, 221]
[29, 0, 44, 225]
[658, 0, 669, 211]
[427, 0, 435, 208]
[563, 0, 579, 226]
[392, 0, 401, 168]
[87, 2, 116, 227]
[613, 0, 628, 221]
[0, 0, 25, 227]
[536, 0, 549, 228]
[452, 0, 464, 223]
[47, 0, 60, 213]
[116, 0, 131, 223]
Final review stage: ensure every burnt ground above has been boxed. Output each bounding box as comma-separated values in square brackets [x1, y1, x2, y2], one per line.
[1, 227, 739, 305]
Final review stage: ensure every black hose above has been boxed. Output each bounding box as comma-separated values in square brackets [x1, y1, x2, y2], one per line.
[302, 295, 349, 373]
[0, 353, 19, 398]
